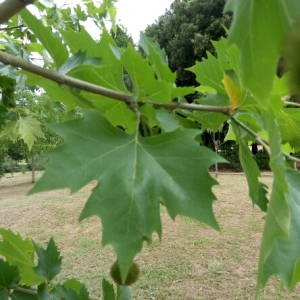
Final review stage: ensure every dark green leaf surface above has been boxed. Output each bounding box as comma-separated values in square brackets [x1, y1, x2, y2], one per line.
[0, 260, 20, 300]
[33, 237, 62, 282]
[30, 110, 225, 282]
[0, 229, 42, 286]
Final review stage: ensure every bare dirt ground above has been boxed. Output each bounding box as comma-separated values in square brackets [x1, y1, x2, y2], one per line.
[0, 172, 299, 300]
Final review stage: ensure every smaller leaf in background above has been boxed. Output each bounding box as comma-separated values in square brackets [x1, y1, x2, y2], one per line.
[232, 123, 269, 212]
[0, 121, 19, 141]
[18, 116, 45, 151]
[102, 278, 116, 300]
[0, 229, 42, 286]
[33, 237, 62, 283]
[187, 52, 226, 95]
[222, 74, 243, 111]
[0, 260, 20, 300]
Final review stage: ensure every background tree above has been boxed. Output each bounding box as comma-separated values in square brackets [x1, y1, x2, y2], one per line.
[145, 0, 231, 90]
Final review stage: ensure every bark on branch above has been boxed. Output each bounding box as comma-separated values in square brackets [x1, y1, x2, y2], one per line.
[0, 0, 35, 24]
[0, 50, 231, 114]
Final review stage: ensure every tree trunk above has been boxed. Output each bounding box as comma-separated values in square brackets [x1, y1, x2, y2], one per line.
[31, 152, 35, 183]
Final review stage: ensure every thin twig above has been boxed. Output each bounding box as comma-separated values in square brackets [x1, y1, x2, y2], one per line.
[0, 24, 26, 31]
[144, 100, 231, 114]
[284, 101, 300, 108]
[230, 114, 300, 164]
[230, 114, 271, 155]
[0, 50, 231, 114]
[14, 287, 38, 296]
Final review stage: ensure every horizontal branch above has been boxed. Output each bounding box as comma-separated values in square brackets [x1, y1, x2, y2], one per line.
[0, 0, 35, 24]
[230, 114, 300, 164]
[0, 50, 231, 114]
[0, 50, 132, 104]
[144, 100, 231, 114]
[14, 287, 37, 296]
[0, 24, 26, 31]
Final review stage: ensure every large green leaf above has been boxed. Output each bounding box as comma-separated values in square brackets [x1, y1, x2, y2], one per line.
[260, 169, 300, 290]
[256, 110, 290, 296]
[33, 237, 62, 282]
[20, 9, 68, 68]
[232, 124, 268, 211]
[30, 110, 225, 282]
[0, 229, 42, 286]
[224, 0, 300, 104]
[0, 260, 20, 300]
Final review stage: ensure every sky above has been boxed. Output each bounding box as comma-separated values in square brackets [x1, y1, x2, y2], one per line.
[115, 0, 173, 42]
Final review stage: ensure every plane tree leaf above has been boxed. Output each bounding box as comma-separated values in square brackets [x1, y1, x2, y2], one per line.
[18, 116, 45, 150]
[256, 110, 290, 296]
[0, 260, 20, 300]
[232, 123, 268, 211]
[30, 110, 225, 283]
[0, 229, 42, 286]
[224, 0, 300, 105]
[33, 237, 62, 283]
[260, 169, 300, 290]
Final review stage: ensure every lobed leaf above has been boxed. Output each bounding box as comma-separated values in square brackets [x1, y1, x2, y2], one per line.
[33, 237, 62, 283]
[0, 229, 42, 286]
[30, 110, 225, 283]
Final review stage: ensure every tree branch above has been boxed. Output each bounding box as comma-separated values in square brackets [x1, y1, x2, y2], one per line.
[14, 287, 37, 296]
[0, 50, 132, 104]
[0, 24, 26, 31]
[230, 114, 300, 164]
[284, 101, 300, 108]
[143, 100, 231, 114]
[0, 50, 231, 114]
[0, 0, 35, 24]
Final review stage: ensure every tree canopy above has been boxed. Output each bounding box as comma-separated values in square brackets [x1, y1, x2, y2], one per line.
[145, 0, 231, 88]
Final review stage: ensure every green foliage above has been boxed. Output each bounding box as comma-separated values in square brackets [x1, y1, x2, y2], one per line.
[1, 0, 300, 298]
[30, 110, 225, 281]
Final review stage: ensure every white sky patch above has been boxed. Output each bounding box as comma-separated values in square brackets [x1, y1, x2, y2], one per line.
[115, 0, 173, 42]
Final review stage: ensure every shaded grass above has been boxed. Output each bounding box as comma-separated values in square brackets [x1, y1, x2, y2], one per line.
[0, 172, 299, 299]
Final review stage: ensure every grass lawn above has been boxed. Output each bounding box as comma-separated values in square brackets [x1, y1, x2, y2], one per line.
[0, 172, 299, 299]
